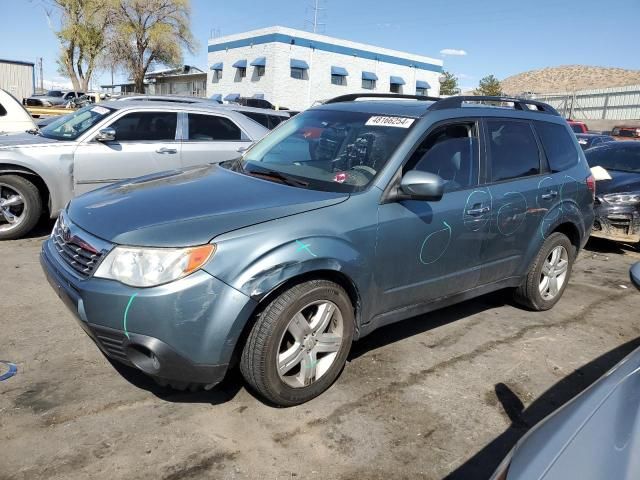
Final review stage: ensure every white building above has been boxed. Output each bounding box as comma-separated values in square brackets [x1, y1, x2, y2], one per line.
[0, 58, 35, 101]
[207, 26, 443, 110]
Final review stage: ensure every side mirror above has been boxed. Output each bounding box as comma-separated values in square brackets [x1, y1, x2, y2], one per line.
[399, 170, 445, 201]
[631, 262, 640, 290]
[95, 128, 116, 142]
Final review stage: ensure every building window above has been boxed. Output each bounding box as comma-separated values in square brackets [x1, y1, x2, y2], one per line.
[212, 70, 222, 81]
[390, 83, 402, 94]
[256, 66, 265, 77]
[238, 67, 246, 78]
[291, 68, 305, 80]
[362, 79, 376, 90]
[416, 87, 427, 96]
[331, 74, 346, 86]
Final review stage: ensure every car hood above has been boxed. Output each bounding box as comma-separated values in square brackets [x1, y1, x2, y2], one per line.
[67, 165, 349, 247]
[595, 169, 640, 196]
[0, 132, 63, 148]
[508, 346, 640, 480]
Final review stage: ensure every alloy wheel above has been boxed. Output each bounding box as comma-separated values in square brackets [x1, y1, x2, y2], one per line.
[0, 184, 27, 233]
[539, 245, 569, 300]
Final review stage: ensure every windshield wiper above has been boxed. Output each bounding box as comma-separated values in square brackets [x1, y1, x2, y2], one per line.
[248, 169, 309, 188]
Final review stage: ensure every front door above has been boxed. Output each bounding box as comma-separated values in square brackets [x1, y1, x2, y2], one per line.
[73, 110, 181, 195]
[180, 112, 252, 167]
[374, 120, 485, 315]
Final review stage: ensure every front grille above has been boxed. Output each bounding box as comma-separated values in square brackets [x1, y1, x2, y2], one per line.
[90, 325, 132, 365]
[52, 220, 104, 278]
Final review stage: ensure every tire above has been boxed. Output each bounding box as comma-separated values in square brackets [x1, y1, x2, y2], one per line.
[240, 279, 355, 406]
[514, 232, 575, 311]
[0, 174, 42, 240]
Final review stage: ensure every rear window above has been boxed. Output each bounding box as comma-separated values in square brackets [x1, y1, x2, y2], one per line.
[535, 121, 579, 172]
[569, 123, 583, 133]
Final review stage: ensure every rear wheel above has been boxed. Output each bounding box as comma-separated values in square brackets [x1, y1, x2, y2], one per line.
[0, 175, 42, 240]
[514, 232, 574, 311]
[240, 280, 354, 406]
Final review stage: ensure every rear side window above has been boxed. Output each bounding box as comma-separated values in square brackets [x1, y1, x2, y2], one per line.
[535, 121, 579, 172]
[241, 111, 270, 129]
[188, 113, 242, 140]
[487, 120, 540, 182]
[0, 103, 6, 116]
[110, 111, 178, 141]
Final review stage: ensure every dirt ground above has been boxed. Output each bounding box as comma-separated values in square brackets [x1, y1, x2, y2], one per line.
[1, 220, 639, 480]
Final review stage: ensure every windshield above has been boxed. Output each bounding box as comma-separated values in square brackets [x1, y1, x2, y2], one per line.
[238, 109, 414, 192]
[40, 105, 114, 140]
[586, 146, 640, 173]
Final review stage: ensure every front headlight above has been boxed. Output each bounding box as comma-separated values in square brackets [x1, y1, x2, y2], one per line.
[94, 244, 215, 287]
[603, 192, 640, 205]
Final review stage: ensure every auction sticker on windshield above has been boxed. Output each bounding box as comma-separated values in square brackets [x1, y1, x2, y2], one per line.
[365, 116, 415, 128]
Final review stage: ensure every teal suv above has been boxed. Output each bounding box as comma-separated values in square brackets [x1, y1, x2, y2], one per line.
[41, 94, 595, 405]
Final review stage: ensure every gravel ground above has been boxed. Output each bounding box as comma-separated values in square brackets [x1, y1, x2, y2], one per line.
[1, 220, 639, 480]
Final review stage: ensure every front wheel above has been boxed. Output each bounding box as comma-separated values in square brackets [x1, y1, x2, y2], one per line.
[514, 232, 575, 311]
[0, 175, 42, 240]
[240, 280, 354, 406]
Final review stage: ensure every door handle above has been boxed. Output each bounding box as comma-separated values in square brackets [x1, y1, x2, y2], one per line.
[156, 147, 177, 154]
[541, 190, 558, 200]
[465, 206, 491, 216]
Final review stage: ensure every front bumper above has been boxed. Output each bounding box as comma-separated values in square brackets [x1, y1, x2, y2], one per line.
[591, 203, 640, 244]
[41, 238, 257, 386]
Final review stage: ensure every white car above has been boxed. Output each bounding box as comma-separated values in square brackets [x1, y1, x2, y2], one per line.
[0, 89, 37, 134]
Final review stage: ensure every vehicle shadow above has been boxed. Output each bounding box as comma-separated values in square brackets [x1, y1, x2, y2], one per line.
[22, 216, 56, 240]
[444, 336, 640, 479]
[107, 358, 245, 405]
[349, 290, 510, 361]
[584, 236, 637, 255]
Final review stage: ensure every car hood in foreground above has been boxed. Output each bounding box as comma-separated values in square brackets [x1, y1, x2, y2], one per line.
[507, 346, 640, 479]
[68, 165, 349, 247]
[595, 169, 640, 196]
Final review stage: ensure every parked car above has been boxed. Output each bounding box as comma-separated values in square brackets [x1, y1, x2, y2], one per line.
[116, 94, 217, 104]
[567, 119, 588, 133]
[24, 90, 84, 107]
[575, 133, 614, 150]
[0, 101, 268, 239]
[0, 89, 37, 134]
[40, 94, 595, 406]
[631, 262, 640, 287]
[491, 323, 640, 479]
[611, 124, 640, 140]
[585, 141, 640, 245]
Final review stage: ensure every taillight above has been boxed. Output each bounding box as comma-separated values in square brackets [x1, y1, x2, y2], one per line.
[586, 174, 596, 200]
[635, 128, 640, 137]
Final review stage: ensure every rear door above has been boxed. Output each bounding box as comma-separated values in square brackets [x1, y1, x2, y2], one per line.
[73, 109, 181, 195]
[477, 118, 547, 285]
[180, 112, 252, 167]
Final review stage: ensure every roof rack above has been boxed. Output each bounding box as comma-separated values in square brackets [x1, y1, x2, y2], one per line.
[324, 93, 441, 104]
[429, 96, 560, 116]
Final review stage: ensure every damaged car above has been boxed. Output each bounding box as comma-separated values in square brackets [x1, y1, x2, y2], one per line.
[586, 141, 640, 246]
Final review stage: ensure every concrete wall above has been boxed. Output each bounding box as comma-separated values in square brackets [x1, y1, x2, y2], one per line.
[0, 60, 34, 101]
[208, 26, 443, 110]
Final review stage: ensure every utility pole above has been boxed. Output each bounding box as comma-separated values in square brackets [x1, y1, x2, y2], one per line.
[38, 57, 43, 91]
[305, 0, 326, 33]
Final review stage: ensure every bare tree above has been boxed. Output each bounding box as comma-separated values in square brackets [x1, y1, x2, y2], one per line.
[45, 0, 115, 91]
[111, 0, 196, 93]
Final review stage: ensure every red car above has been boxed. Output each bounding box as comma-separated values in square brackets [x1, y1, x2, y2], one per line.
[567, 119, 589, 133]
[611, 125, 640, 140]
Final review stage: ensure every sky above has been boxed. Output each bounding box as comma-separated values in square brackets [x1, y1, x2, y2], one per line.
[1, 0, 639, 91]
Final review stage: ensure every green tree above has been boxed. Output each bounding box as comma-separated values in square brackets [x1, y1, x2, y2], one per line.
[475, 75, 503, 96]
[48, 0, 115, 91]
[111, 0, 196, 93]
[439, 71, 459, 96]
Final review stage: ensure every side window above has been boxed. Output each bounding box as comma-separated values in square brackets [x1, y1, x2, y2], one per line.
[534, 121, 579, 172]
[487, 120, 540, 182]
[188, 114, 242, 141]
[405, 122, 479, 192]
[109, 112, 178, 141]
[0, 103, 6, 116]
[242, 111, 270, 129]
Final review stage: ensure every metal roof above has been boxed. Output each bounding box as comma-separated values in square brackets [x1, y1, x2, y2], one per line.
[0, 58, 35, 67]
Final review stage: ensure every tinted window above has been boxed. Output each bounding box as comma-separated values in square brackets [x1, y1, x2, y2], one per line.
[487, 120, 540, 182]
[0, 103, 6, 116]
[110, 112, 177, 141]
[188, 114, 242, 140]
[570, 124, 583, 133]
[586, 145, 640, 173]
[242, 111, 270, 129]
[535, 121, 579, 172]
[47, 90, 64, 97]
[41, 105, 114, 140]
[406, 123, 478, 192]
